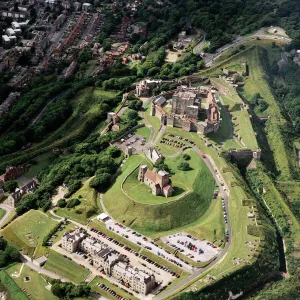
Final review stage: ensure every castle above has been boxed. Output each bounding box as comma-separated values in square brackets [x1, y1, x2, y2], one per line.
[150, 85, 221, 135]
[138, 165, 174, 197]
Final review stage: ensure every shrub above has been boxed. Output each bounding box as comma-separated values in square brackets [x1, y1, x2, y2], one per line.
[66, 198, 80, 208]
[57, 199, 66, 208]
[178, 162, 190, 171]
[183, 154, 191, 161]
[3, 181, 18, 193]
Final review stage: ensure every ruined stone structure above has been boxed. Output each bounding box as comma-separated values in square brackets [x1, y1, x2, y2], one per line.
[138, 165, 173, 197]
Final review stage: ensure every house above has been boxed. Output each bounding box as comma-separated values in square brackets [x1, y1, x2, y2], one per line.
[61, 229, 156, 295]
[138, 165, 174, 197]
[2, 35, 10, 44]
[135, 79, 162, 97]
[0, 165, 28, 182]
[7, 179, 38, 207]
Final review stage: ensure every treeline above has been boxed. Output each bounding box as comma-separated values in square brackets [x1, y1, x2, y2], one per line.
[0, 237, 20, 268]
[272, 61, 300, 134]
[50, 280, 90, 299]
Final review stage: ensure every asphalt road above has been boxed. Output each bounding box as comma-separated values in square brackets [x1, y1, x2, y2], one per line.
[193, 27, 291, 67]
[0, 204, 14, 228]
[154, 148, 231, 300]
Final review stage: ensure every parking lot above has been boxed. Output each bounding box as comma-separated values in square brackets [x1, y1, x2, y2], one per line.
[161, 232, 220, 262]
[116, 134, 148, 153]
[105, 220, 193, 272]
[53, 227, 176, 298]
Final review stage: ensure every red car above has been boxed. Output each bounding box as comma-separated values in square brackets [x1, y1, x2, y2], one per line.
[202, 154, 206, 158]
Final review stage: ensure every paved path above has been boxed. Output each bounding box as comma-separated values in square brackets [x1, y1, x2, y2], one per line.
[20, 254, 65, 281]
[193, 31, 207, 55]
[0, 204, 14, 228]
[200, 27, 291, 67]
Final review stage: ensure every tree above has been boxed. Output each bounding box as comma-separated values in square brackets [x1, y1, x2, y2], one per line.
[178, 162, 190, 171]
[66, 198, 80, 208]
[89, 173, 111, 191]
[51, 283, 65, 298]
[183, 154, 191, 161]
[128, 100, 142, 111]
[4, 181, 18, 193]
[57, 198, 67, 208]
[0, 238, 7, 251]
[126, 110, 138, 120]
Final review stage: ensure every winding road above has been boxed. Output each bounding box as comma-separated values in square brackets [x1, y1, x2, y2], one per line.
[0, 204, 14, 228]
[193, 27, 291, 67]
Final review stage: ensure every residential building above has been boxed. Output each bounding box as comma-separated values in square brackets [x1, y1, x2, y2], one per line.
[7, 179, 39, 207]
[135, 79, 162, 97]
[61, 228, 87, 253]
[138, 165, 173, 197]
[0, 164, 28, 182]
[61, 230, 156, 295]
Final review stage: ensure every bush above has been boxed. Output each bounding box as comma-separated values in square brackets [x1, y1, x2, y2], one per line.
[57, 199, 66, 208]
[178, 162, 190, 171]
[3, 181, 18, 193]
[183, 154, 191, 161]
[66, 198, 80, 208]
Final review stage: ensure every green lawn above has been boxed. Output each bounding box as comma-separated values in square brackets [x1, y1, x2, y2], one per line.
[1, 210, 58, 257]
[21, 154, 54, 180]
[0, 208, 6, 220]
[55, 178, 100, 225]
[123, 151, 202, 204]
[134, 126, 151, 141]
[144, 102, 161, 139]
[89, 276, 139, 300]
[5, 264, 57, 300]
[44, 250, 90, 284]
[0, 269, 28, 300]
[103, 151, 215, 233]
[210, 78, 258, 150]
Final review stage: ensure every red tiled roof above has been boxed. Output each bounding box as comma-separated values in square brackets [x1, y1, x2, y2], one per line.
[145, 170, 156, 183]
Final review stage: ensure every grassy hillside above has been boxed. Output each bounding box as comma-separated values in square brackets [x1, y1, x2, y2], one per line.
[1, 210, 57, 257]
[103, 150, 215, 232]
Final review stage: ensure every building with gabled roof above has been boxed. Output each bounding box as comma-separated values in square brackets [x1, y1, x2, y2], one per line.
[138, 165, 173, 197]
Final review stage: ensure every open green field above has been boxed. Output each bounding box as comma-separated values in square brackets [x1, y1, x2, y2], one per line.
[0, 269, 28, 300]
[55, 178, 100, 225]
[134, 126, 151, 141]
[90, 276, 139, 300]
[103, 151, 215, 232]
[6, 264, 57, 300]
[210, 78, 258, 151]
[0, 208, 6, 220]
[1, 210, 57, 257]
[144, 102, 161, 139]
[123, 151, 203, 204]
[44, 250, 90, 284]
